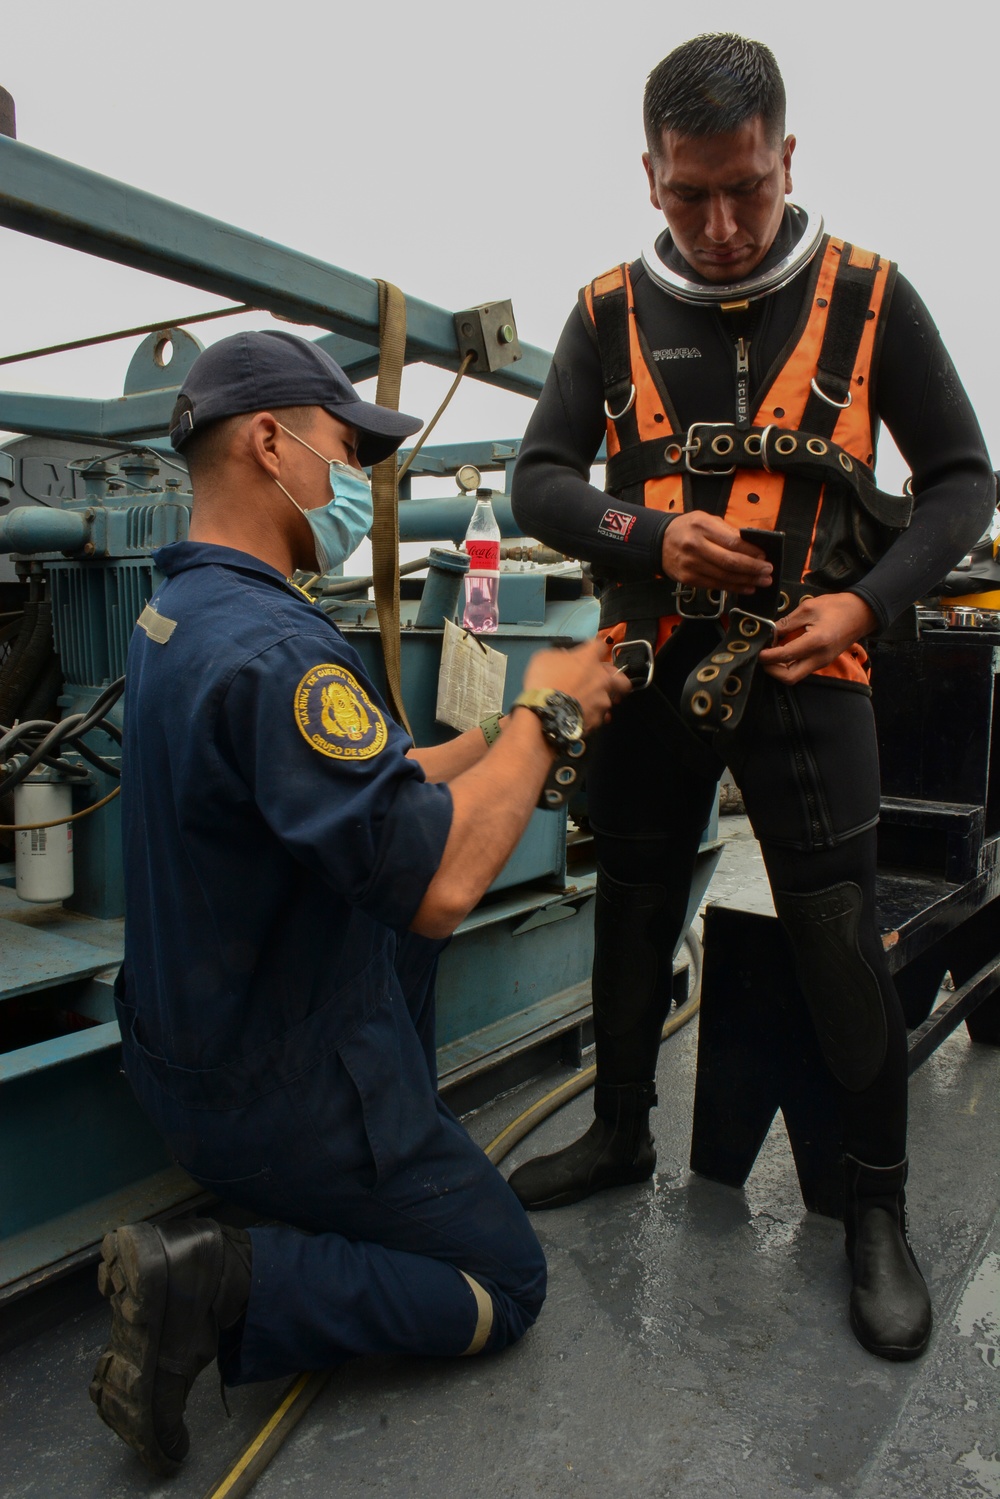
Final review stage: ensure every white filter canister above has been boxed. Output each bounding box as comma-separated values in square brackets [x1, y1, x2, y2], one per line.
[14, 781, 74, 903]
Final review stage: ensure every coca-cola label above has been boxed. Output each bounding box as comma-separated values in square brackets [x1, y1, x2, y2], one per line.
[465, 539, 500, 571]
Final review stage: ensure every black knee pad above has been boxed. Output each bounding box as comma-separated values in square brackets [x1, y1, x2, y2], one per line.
[772, 881, 888, 1092]
[592, 867, 674, 1038]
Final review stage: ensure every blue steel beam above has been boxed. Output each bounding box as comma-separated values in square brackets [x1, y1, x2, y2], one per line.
[0, 389, 173, 442]
[0, 138, 552, 399]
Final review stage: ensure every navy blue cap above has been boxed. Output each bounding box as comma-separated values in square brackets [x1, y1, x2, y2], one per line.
[169, 330, 422, 468]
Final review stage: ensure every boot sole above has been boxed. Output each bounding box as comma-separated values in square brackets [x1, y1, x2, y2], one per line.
[515, 1160, 656, 1212]
[849, 1304, 932, 1362]
[89, 1225, 183, 1476]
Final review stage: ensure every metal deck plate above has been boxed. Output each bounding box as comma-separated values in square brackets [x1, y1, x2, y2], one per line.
[0, 917, 118, 1003]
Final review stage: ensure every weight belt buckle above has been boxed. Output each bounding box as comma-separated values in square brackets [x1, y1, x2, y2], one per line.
[685, 421, 737, 476]
[611, 638, 655, 691]
[674, 582, 727, 620]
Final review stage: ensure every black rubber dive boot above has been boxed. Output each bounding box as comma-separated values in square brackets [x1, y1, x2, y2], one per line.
[90, 1217, 252, 1475]
[507, 1081, 657, 1210]
[844, 1156, 932, 1361]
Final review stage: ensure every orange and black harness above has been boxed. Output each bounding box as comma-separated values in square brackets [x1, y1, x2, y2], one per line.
[584, 237, 913, 729]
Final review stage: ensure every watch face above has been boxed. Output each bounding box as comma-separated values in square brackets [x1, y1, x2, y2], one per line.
[549, 693, 584, 741]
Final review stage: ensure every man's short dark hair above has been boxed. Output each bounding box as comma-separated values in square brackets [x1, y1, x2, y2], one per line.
[643, 34, 786, 154]
[184, 406, 318, 488]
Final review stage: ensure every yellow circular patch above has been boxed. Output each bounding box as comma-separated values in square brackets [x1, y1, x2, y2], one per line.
[293, 664, 388, 761]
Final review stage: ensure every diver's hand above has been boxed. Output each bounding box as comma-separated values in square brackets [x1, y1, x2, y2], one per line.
[760, 593, 877, 685]
[661, 512, 773, 593]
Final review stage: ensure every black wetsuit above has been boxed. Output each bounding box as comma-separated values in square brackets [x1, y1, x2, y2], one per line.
[511, 227, 994, 1166]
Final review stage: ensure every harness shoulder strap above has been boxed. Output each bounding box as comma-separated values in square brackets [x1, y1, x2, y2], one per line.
[777, 242, 891, 583]
[590, 265, 638, 437]
[798, 241, 885, 437]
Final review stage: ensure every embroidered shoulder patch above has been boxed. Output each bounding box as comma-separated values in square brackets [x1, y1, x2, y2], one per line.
[293, 664, 388, 761]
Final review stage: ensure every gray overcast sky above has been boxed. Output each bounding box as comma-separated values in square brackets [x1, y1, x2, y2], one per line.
[1, 0, 996, 498]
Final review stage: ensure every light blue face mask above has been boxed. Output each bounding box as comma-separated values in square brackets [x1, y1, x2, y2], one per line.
[274, 423, 374, 573]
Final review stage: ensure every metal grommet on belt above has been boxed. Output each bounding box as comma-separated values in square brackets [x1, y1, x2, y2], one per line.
[711, 434, 735, 457]
[839, 452, 854, 472]
[554, 764, 578, 786]
[719, 703, 733, 723]
[729, 640, 751, 654]
[690, 691, 712, 717]
[710, 651, 734, 664]
[777, 591, 790, 613]
[775, 434, 797, 456]
[806, 438, 828, 456]
[696, 665, 720, 683]
[665, 443, 684, 464]
[743, 434, 762, 456]
[739, 618, 761, 638]
[723, 676, 743, 696]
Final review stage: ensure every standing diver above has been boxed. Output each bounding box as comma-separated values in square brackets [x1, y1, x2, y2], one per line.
[509, 32, 994, 1360]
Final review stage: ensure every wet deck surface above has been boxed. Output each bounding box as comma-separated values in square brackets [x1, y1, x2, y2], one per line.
[2, 819, 999, 1498]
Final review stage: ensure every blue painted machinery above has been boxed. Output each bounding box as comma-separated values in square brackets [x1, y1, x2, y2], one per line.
[0, 124, 721, 1296]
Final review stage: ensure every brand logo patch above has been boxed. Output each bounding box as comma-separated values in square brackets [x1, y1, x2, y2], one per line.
[294, 664, 388, 761]
[598, 508, 636, 543]
[651, 347, 702, 361]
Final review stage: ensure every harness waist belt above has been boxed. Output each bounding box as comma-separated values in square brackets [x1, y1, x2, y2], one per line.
[604, 422, 913, 532]
[598, 574, 827, 631]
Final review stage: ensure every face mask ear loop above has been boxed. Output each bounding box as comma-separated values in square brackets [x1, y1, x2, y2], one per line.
[272, 475, 307, 519]
[277, 421, 329, 466]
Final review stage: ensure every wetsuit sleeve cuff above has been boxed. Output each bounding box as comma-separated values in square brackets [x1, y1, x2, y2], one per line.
[847, 585, 890, 633]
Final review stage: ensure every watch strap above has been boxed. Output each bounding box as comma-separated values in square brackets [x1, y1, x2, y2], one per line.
[479, 712, 503, 747]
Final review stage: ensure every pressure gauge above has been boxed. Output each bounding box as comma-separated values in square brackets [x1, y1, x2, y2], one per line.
[456, 464, 481, 494]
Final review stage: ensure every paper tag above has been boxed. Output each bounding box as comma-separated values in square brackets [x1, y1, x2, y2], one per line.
[436, 618, 507, 732]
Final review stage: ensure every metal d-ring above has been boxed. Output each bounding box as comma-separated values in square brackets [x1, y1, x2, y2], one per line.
[809, 377, 852, 410]
[604, 385, 637, 421]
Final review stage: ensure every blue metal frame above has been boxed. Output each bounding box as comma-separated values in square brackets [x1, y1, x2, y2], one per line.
[0, 135, 550, 440]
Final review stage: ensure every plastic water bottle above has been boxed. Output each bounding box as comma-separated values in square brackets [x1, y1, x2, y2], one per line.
[461, 491, 501, 633]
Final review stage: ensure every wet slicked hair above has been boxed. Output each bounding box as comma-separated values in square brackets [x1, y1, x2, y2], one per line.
[643, 34, 786, 154]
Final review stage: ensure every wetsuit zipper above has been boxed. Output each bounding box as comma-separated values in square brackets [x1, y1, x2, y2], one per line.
[735, 337, 751, 430]
[776, 685, 836, 848]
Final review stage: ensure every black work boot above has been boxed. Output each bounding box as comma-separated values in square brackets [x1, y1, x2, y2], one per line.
[844, 1156, 932, 1361]
[90, 1217, 252, 1475]
[507, 1082, 657, 1210]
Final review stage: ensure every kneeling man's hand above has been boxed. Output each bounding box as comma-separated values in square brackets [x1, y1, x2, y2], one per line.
[522, 638, 630, 732]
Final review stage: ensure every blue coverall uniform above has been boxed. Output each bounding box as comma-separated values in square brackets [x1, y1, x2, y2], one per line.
[115, 540, 546, 1383]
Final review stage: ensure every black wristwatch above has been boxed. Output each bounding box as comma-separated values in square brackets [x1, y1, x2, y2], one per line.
[511, 690, 585, 753]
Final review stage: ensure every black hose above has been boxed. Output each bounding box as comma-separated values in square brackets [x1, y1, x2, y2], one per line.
[316, 556, 432, 597]
[0, 676, 125, 797]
